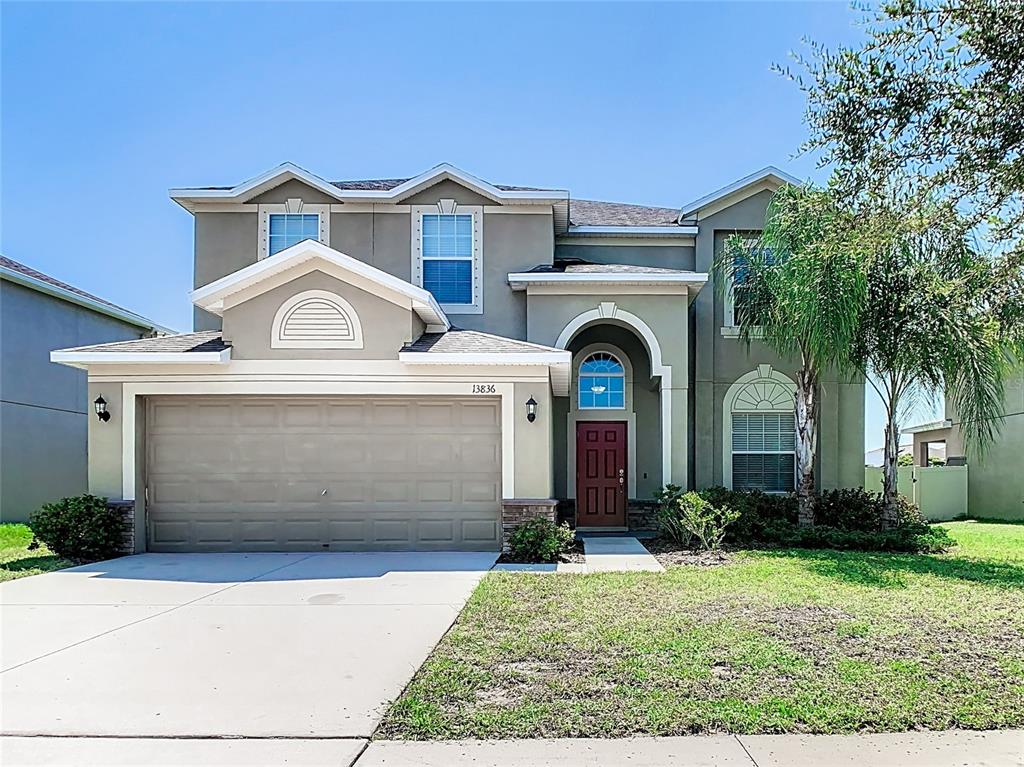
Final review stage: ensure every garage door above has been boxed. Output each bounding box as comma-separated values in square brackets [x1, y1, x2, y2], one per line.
[145, 396, 501, 552]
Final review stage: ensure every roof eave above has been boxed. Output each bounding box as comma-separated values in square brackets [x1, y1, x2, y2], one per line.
[1, 264, 171, 334]
[507, 272, 709, 292]
[564, 225, 698, 237]
[50, 347, 231, 369]
[677, 166, 804, 221]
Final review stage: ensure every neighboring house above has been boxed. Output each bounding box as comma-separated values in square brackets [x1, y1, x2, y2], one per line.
[1, 256, 167, 522]
[905, 369, 1024, 520]
[52, 163, 865, 553]
[863, 442, 944, 468]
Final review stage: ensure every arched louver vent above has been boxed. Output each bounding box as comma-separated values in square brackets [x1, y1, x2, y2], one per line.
[271, 290, 364, 349]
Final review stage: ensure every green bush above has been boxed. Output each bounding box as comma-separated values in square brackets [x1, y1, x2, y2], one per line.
[676, 492, 740, 551]
[507, 518, 575, 563]
[700, 486, 798, 544]
[28, 494, 126, 562]
[770, 522, 953, 553]
[651, 485, 951, 554]
[653, 483, 693, 545]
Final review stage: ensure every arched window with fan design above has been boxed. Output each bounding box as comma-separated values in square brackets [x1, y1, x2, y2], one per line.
[578, 352, 626, 410]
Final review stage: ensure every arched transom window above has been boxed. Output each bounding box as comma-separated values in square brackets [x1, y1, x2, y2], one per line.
[728, 367, 796, 492]
[578, 352, 625, 409]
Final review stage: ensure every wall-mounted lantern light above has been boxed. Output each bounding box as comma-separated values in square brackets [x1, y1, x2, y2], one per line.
[94, 395, 110, 422]
[525, 396, 538, 423]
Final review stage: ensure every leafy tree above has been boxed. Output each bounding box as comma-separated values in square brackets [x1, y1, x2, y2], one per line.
[716, 185, 866, 525]
[789, 0, 1024, 254]
[854, 207, 1016, 524]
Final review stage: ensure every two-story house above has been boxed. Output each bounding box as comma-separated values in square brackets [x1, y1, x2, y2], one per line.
[53, 163, 865, 553]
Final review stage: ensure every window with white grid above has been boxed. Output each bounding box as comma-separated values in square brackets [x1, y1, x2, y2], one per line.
[731, 412, 795, 492]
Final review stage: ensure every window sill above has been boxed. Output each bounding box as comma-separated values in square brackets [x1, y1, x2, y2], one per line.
[721, 326, 764, 338]
[440, 303, 483, 315]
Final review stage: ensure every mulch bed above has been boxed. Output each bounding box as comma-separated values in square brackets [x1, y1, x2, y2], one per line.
[496, 539, 586, 565]
[642, 537, 735, 567]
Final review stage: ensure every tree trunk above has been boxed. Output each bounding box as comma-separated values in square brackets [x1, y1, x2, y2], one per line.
[880, 407, 901, 529]
[795, 368, 818, 526]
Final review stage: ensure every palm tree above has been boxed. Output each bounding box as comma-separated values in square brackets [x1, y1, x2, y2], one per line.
[855, 208, 1023, 526]
[716, 185, 865, 525]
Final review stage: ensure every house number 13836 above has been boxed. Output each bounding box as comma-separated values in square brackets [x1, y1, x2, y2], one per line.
[472, 384, 496, 394]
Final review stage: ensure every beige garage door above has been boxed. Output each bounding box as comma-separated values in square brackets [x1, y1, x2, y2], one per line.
[145, 396, 501, 552]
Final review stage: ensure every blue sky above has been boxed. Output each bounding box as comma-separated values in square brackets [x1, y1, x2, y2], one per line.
[1, 1, 933, 449]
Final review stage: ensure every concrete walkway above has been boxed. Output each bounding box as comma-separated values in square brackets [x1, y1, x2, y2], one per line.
[2, 730, 1019, 766]
[358, 730, 1023, 766]
[581, 535, 664, 572]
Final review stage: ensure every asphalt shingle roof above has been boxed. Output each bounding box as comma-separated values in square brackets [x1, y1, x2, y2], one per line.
[59, 331, 228, 354]
[568, 199, 682, 228]
[525, 261, 693, 275]
[1, 255, 133, 313]
[402, 328, 564, 355]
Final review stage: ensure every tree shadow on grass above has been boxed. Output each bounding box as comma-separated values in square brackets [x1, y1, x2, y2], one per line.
[755, 548, 1024, 589]
[0, 553, 70, 574]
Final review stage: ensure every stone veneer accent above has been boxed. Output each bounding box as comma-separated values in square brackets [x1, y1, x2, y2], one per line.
[555, 499, 659, 531]
[106, 500, 136, 555]
[501, 499, 559, 552]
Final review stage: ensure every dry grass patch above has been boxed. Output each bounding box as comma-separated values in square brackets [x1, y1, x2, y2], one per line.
[380, 522, 1024, 738]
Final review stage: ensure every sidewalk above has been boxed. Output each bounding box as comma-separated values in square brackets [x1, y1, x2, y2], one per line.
[357, 730, 1024, 766]
[2, 729, 1019, 765]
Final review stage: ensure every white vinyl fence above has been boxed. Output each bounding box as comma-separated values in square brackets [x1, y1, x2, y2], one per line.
[863, 465, 968, 521]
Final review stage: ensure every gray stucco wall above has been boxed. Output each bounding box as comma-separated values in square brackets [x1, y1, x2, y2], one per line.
[221, 269, 422, 360]
[0, 280, 149, 521]
[192, 178, 554, 340]
[554, 244, 696, 271]
[692, 190, 865, 491]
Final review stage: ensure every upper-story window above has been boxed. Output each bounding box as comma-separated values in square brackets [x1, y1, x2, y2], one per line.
[422, 214, 473, 304]
[413, 203, 482, 314]
[578, 352, 626, 409]
[268, 214, 320, 256]
[724, 235, 771, 328]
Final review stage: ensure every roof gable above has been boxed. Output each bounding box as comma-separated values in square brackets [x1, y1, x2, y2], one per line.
[170, 162, 568, 211]
[678, 166, 803, 221]
[190, 240, 449, 331]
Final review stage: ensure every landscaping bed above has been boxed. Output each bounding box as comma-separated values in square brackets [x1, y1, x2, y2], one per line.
[379, 522, 1024, 739]
[0, 523, 71, 582]
[642, 537, 735, 568]
[496, 538, 585, 566]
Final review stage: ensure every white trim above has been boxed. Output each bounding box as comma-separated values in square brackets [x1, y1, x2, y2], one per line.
[678, 166, 803, 221]
[270, 289, 364, 349]
[117, 379, 517, 502]
[554, 304, 673, 484]
[399, 351, 570, 366]
[170, 162, 568, 211]
[51, 348, 230, 368]
[555, 235, 696, 247]
[722, 364, 797, 490]
[565, 225, 698, 237]
[411, 204, 483, 315]
[259, 204, 330, 261]
[190, 240, 450, 331]
[903, 419, 953, 435]
[1, 265, 171, 334]
[508, 271, 708, 293]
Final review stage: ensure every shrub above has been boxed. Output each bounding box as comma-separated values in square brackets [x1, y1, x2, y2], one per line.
[700, 486, 797, 544]
[813, 487, 886, 531]
[675, 492, 740, 551]
[507, 518, 575, 563]
[653, 483, 693, 545]
[28, 494, 126, 562]
[770, 522, 953, 554]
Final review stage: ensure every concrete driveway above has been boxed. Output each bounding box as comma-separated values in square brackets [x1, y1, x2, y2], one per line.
[0, 551, 495, 765]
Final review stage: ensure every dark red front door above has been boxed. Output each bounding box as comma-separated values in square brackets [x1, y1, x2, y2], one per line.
[576, 422, 627, 527]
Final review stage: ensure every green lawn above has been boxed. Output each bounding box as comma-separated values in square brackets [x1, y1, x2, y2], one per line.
[0, 523, 71, 582]
[380, 522, 1024, 739]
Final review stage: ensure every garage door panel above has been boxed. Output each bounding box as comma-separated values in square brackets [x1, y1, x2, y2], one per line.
[146, 396, 501, 552]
